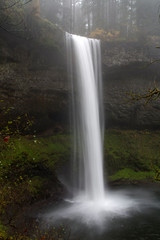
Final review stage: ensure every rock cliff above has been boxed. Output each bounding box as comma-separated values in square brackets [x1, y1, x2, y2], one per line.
[1, 22, 160, 131]
[0, 18, 69, 132]
[102, 41, 160, 129]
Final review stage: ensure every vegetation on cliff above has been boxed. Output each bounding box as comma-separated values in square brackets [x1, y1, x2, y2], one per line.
[0, 134, 70, 238]
[105, 129, 160, 182]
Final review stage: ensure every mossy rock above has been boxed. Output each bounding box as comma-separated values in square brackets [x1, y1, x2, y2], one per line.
[109, 168, 154, 181]
[104, 129, 160, 175]
[29, 16, 65, 52]
[0, 223, 8, 239]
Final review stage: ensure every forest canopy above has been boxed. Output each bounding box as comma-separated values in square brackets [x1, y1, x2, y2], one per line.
[40, 0, 160, 41]
[0, 0, 39, 36]
[0, 0, 160, 42]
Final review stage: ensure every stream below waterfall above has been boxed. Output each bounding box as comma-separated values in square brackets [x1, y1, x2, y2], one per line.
[38, 185, 160, 240]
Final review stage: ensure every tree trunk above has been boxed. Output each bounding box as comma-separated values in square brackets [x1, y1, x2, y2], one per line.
[32, 0, 40, 16]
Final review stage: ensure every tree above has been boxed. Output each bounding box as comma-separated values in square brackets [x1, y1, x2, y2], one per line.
[37, 0, 160, 40]
[136, 0, 160, 41]
[31, 0, 40, 16]
[0, 0, 34, 36]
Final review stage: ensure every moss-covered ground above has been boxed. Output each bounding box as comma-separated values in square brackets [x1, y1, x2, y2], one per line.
[104, 129, 160, 182]
[0, 134, 71, 239]
[0, 129, 160, 238]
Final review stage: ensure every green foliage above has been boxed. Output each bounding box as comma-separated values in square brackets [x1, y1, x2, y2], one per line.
[104, 129, 160, 181]
[0, 221, 70, 240]
[31, 16, 60, 48]
[0, 223, 8, 239]
[1, 121, 160, 236]
[0, 99, 34, 138]
[109, 168, 154, 181]
[151, 167, 160, 182]
[0, 134, 70, 235]
[0, 134, 70, 185]
[89, 28, 120, 41]
[0, 0, 30, 38]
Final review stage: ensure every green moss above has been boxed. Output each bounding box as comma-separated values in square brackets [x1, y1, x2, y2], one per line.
[31, 16, 64, 51]
[0, 135, 70, 186]
[0, 134, 70, 170]
[1, 129, 160, 236]
[109, 168, 154, 181]
[1, 130, 160, 185]
[0, 134, 70, 190]
[0, 223, 8, 239]
[28, 176, 46, 195]
[104, 129, 160, 176]
[0, 134, 70, 233]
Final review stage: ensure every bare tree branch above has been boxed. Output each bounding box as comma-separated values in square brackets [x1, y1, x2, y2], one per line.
[22, 0, 32, 6]
[0, 0, 21, 10]
[0, 24, 11, 33]
[0, 23, 31, 40]
[0, 0, 32, 10]
[126, 87, 160, 104]
[146, 59, 160, 68]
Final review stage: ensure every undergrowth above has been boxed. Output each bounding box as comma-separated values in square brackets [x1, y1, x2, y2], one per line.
[104, 129, 160, 181]
[0, 134, 70, 238]
[1, 129, 160, 238]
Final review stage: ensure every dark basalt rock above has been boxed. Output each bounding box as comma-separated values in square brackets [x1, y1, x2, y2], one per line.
[0, 22, 70, 132]
[102, 42, 160, 129]
[1, 22, 160, 131]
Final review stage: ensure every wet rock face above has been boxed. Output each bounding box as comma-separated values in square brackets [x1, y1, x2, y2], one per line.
[0, 61, 69, 131]
[102, 43, 150, 67]
[102, 42, 160, 129]
[103, 75, 160, 130]
[1, 31, 160, 131]
[0, 30, 70, 132]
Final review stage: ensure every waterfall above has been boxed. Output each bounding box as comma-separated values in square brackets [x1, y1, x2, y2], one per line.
[43, 34, 155, 228]
[66, 33, 105, 201]
[43, 34, 158, 229]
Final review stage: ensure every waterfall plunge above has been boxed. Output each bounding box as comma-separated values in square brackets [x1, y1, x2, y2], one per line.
[66, 33, 105, 202]
[43, 34, 158, 228]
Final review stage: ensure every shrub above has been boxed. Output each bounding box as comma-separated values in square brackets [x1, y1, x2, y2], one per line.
[89, 28, 120, 41]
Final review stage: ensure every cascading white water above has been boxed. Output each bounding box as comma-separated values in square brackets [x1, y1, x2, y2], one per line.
[43, 34, 159, 228]
[66, 33, 105, 201]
